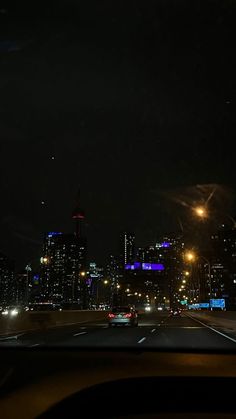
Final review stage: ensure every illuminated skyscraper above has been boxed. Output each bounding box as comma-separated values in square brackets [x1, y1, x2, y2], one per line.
[40, 232, 87, 306]
[120, 232, 135, 267]
[0, 252, 15, 306]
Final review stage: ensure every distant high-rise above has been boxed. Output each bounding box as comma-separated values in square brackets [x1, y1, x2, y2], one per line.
[72, 190, 85, 238]
[0, 252, 15, 306]
[120, 232, 135, 267]
[40, 232, 87, 306]
[210, 227, 236, 308]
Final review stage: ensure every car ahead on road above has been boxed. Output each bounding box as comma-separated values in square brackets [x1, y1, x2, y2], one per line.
[108, 306, 138, 327]
[170, 308, 182, 317]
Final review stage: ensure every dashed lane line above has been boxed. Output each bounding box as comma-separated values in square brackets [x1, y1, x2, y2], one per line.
[138, 337, 146, 344]
[0, 333, 25, 341]
[73, 332, 87, 337]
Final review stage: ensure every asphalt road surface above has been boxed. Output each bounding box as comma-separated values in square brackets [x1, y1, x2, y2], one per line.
[1, 312, 236, 349]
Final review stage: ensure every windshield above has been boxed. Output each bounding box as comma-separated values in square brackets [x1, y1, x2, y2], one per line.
[1, 1, 236, 351]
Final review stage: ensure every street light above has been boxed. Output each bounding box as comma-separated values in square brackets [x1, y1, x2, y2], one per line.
[40, 257, 49, 264]
[185, 251, 196, 262]
[193, 206, 208, 219]
[104, 280, 108, 285]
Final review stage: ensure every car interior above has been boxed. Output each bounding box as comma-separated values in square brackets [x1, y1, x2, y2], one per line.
[1, 348, 236, 418]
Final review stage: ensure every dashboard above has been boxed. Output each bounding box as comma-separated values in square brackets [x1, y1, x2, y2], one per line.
[1, 349, 236, 418]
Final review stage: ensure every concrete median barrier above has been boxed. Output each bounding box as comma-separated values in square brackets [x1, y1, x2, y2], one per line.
[0, 310, 108, 336]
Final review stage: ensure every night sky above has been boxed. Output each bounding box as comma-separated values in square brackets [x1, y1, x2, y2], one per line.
[0, 1, 236, 268]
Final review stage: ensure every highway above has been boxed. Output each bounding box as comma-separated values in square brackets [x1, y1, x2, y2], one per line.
[1, 312, 236, 349]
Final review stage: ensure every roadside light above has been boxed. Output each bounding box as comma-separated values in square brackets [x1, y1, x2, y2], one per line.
[185, 271, 190, 276]
[182, 280, 186, 284]
[194, 206, 207, 219]
[117, 284, 121, 289]
[134, 292, 138, 296]
[179, 288, 182, 292]
[138, 293, 142, 297]
[185, 252, 196, 262]
[40, 257, 48, 264]
[154, 296, 157, 300]
[80, 271, 86, 277]
[104, 280, 108, 285]
[126, 288, 130, 292]
[10, 309, 19, 316]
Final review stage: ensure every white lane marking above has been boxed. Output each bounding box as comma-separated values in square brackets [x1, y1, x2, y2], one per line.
[73, 332, 87, 337]
[29, 343, 40, 347]
[138, 337, 146, 344]
[187, 315, 236, 344]
[163, 326, 204, 329]
[151, 329, 156, 333]
[80, 327, 87, 330]
[0, 333, 25, 341]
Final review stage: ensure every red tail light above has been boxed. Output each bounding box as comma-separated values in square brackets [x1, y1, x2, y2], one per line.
[108, 313, 115, 318]
[123, 313, 132, 318]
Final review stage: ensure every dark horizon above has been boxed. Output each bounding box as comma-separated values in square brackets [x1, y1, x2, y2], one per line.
[1, 1, 236, 269]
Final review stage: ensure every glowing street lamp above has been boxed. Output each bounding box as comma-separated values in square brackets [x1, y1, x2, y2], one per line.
[80, 271, 86, 277]
[40, 257, 49, 264]
[104, 280, 108, 285]
[194, 206, 208, 219]
[185, 251, 196, 262]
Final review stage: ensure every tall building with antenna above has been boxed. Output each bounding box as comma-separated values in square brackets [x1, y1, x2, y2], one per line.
[72, 190, 85, 238]
[40, 193, 87, 307]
